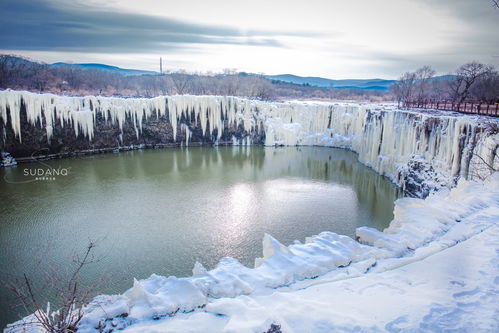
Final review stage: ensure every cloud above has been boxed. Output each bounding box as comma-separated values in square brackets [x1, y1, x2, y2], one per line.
[0, 0, 314, 53]
[418, 0, 499, 55]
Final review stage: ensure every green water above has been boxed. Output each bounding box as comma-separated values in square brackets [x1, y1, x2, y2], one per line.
[0, 146, 401, 327]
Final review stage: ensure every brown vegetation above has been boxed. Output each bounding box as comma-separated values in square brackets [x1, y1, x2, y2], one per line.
[1, 242, 106, 333]
[0, 55, 389, 101]
[391, 61, 499, 109]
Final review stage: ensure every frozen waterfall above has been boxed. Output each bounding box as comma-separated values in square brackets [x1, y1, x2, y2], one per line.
[0, 90, 497, 191]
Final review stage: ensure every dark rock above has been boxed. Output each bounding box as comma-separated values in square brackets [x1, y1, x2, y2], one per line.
[400, 158, 447, 198]
[0, 100, 264, 162]
[264, 324, 282, 333]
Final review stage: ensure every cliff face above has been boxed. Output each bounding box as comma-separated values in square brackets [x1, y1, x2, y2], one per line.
[0, 91, 265, 159]
[1, 90, 498, 197]
[261, 103, 498, 196]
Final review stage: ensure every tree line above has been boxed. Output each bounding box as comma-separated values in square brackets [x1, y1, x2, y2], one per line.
[0, 55, 388, 101]
[391, 61, 499, 108]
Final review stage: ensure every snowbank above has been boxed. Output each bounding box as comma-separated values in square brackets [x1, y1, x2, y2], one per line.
[6, 173, 498, 332]
[125, 208, 498, 333]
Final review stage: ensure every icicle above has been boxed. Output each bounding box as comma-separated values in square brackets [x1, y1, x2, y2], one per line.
[192, 261, 208, 276]
[181, 123, 191, 145]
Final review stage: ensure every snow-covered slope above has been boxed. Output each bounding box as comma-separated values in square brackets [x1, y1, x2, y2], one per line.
[116, 210, 499, 333]
[1, 90, 497, 196]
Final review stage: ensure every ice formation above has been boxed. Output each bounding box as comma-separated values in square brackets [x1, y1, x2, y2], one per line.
[1, 90, 497, 190]
[0, 90, 259, 144]
[0, 152, 17, 167]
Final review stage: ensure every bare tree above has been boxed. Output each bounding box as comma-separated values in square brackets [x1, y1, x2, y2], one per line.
[2, 242, 108, 333]
[0, 55, 16, 88]
[250, 77, 274, 100]
[469, 69, 499, 103]
[0, 55, 29, 89]
[468, 146, 498, 181]
[170, 71, 192, 95]
[219, 69, 240, 96]
[32, 63, 52, 92]
[449, 61, 494, 103]
[414, 65, 436, 103]
[391, 72, 417, 108]
[190, 74, 210, 95]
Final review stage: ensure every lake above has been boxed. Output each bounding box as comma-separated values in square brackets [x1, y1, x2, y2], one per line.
[0, 146, 401, 327]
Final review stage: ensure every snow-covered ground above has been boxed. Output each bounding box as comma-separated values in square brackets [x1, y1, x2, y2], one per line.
[119, 218, 499, 333]
[7, 173, 498, 332]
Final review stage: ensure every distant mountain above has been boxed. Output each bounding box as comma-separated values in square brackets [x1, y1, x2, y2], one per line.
[265, 74, 456, 91]
[7, 56, 456, 90]
[265, 74, 396, 91]
[51, 63, 159, 76]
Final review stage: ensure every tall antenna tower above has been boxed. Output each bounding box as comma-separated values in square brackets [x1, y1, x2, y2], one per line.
[160, 57, 163, 74]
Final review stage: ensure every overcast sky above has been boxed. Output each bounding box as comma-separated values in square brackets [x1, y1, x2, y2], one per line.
[1, 0, 498, 79]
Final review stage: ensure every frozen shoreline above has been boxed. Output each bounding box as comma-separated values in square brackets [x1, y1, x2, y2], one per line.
[7, 174, 499, 332]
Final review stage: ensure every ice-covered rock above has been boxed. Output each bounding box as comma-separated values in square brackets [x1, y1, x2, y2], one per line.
[0, 152, 17, 167]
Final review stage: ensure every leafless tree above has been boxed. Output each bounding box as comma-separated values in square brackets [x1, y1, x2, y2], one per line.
[449, 61, 494, 103]
[414, 65, 436, 103]
[469, 69, 499, 103]
[391, 72, 417, 107]
[2, 242, 108, 333]
[219, 69, 240, 96]
[468, 148, 498, 181]
[156, 75, 174, 96]
[190, 74, 211, 95]
[0, 54, 30, 89]
[171, 71, 192, 95]
[32, 63, 53, 92]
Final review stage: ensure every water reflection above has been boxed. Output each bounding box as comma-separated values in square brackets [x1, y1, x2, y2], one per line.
[0, 146, 401, 328]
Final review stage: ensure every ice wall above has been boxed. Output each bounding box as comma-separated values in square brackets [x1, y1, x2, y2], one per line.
[260, 102, 498, 191]
[0, 90, 260, 144]
[1, 90, 497, 192]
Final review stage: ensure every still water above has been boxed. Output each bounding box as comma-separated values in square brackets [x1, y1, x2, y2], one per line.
[0, 146, 401, 327]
